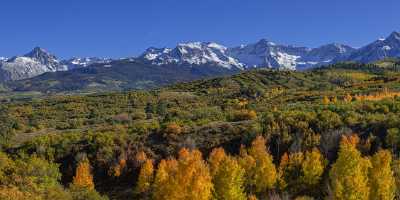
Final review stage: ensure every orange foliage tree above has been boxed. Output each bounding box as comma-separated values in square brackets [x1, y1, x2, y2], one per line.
[152, 148, 212, 200]
[72, 158, 95, 190]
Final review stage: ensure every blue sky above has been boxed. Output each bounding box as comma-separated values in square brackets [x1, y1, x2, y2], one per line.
[0, 0, 399, 58]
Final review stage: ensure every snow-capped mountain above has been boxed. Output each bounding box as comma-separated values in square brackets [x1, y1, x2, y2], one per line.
[2, 31, 400, 82]
[296, 43, 355, 70]
[227, 39, 309, 70]
[0, 47, 68, 81]
[340, 31, 400, 63]
[139, 40, 355, 70]
[0, 48, 113, 81]
[139, 42, 244, 70]
[62, 57, 112, 69]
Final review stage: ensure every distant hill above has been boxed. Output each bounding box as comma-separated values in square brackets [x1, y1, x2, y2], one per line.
[5, 60, 239, 93]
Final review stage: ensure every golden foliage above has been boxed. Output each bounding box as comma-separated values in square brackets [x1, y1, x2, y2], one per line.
[233, 110, 257, 121]
[212, 156, 246, 200]
[239, 136, 277, 194]
[108, 159, 127, 177]
[322, 96, 330, 105]
[393, 159, 400, 199]
[208, 147, 227, 176]
[164, 122, 182, 135]
[72, 158, 95, 190]
[135, 151, 148, 166]
[329, 135, 371, 200]
[369, 150, 396, 200]
[247, 195, 258, 200]
[301, 148, 325, 187]
[0, 186, 38, 200]
[354, 88, 400, 101]
[135, 159, 154, 195]
[152, 148, 212, 200]
[344, 93, 353, 102]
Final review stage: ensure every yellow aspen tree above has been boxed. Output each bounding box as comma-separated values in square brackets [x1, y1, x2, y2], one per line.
[331, 96, 338, 104]
[72, 158, 95, 190]
[212, 156, 246, 200]
[152, 159, 177, 200]
[300, 148, 326, 188]
[238, 146, 256, 193]
[208, 147, 227, 176]
[329, 135, 371, 200]
[322, 96, 330, 105]
[135, 159, 154, 195]
[278, 152, 304, 194]
[393, 159, 400, 199]
[369, 150, 396, 200]
[152, 148, 212, 200]
[277, 153, 289, 190]
[240, 136, 277, 194]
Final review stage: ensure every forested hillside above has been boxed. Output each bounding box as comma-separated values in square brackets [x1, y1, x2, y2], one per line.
[1, 60, 400, 200]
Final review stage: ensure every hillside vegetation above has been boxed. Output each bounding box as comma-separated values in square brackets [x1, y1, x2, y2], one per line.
[1, 60, 400, 199]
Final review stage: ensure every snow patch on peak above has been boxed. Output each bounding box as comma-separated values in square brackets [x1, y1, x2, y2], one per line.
[178, 42, 203, 49]
[382, 46, 392, 51]
[140, 42, 244, 70]
[271, 51, 300, 70]
[207, 42, 227, 51]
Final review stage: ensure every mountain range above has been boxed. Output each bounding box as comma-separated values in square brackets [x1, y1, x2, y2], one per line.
[1, 31, 400, 93]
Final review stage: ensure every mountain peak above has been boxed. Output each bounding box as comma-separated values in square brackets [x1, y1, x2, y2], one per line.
[256, 39, 276, 46]
[25, 47, 55, 59]
[387, 31, 400, 41]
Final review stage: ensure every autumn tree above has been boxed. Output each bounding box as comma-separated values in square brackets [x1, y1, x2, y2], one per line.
[331, 96, 338, 104]
[72, 158, 95, 190]
[393, 159, 400, 199]
[211, 153, 246, 200]
[208, 147, 227, 176]
[277, 148, 325, 196]
[212, 156, 246, 200]
[329, 135, 371, 200]
[232, 110, 257, 121]
[135, 159, 154, 198]
[369, 150, 396, 200]
[247, 195, 258, 200]
[164, 122, 182, 135]
[322, 96, 330, 105]
[300, 148, 325, 192]
[277, 152, 303, 192]
[239, 136, 277, 195]
[152, 148, 212, 200]
[135, 151, 148, 167]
